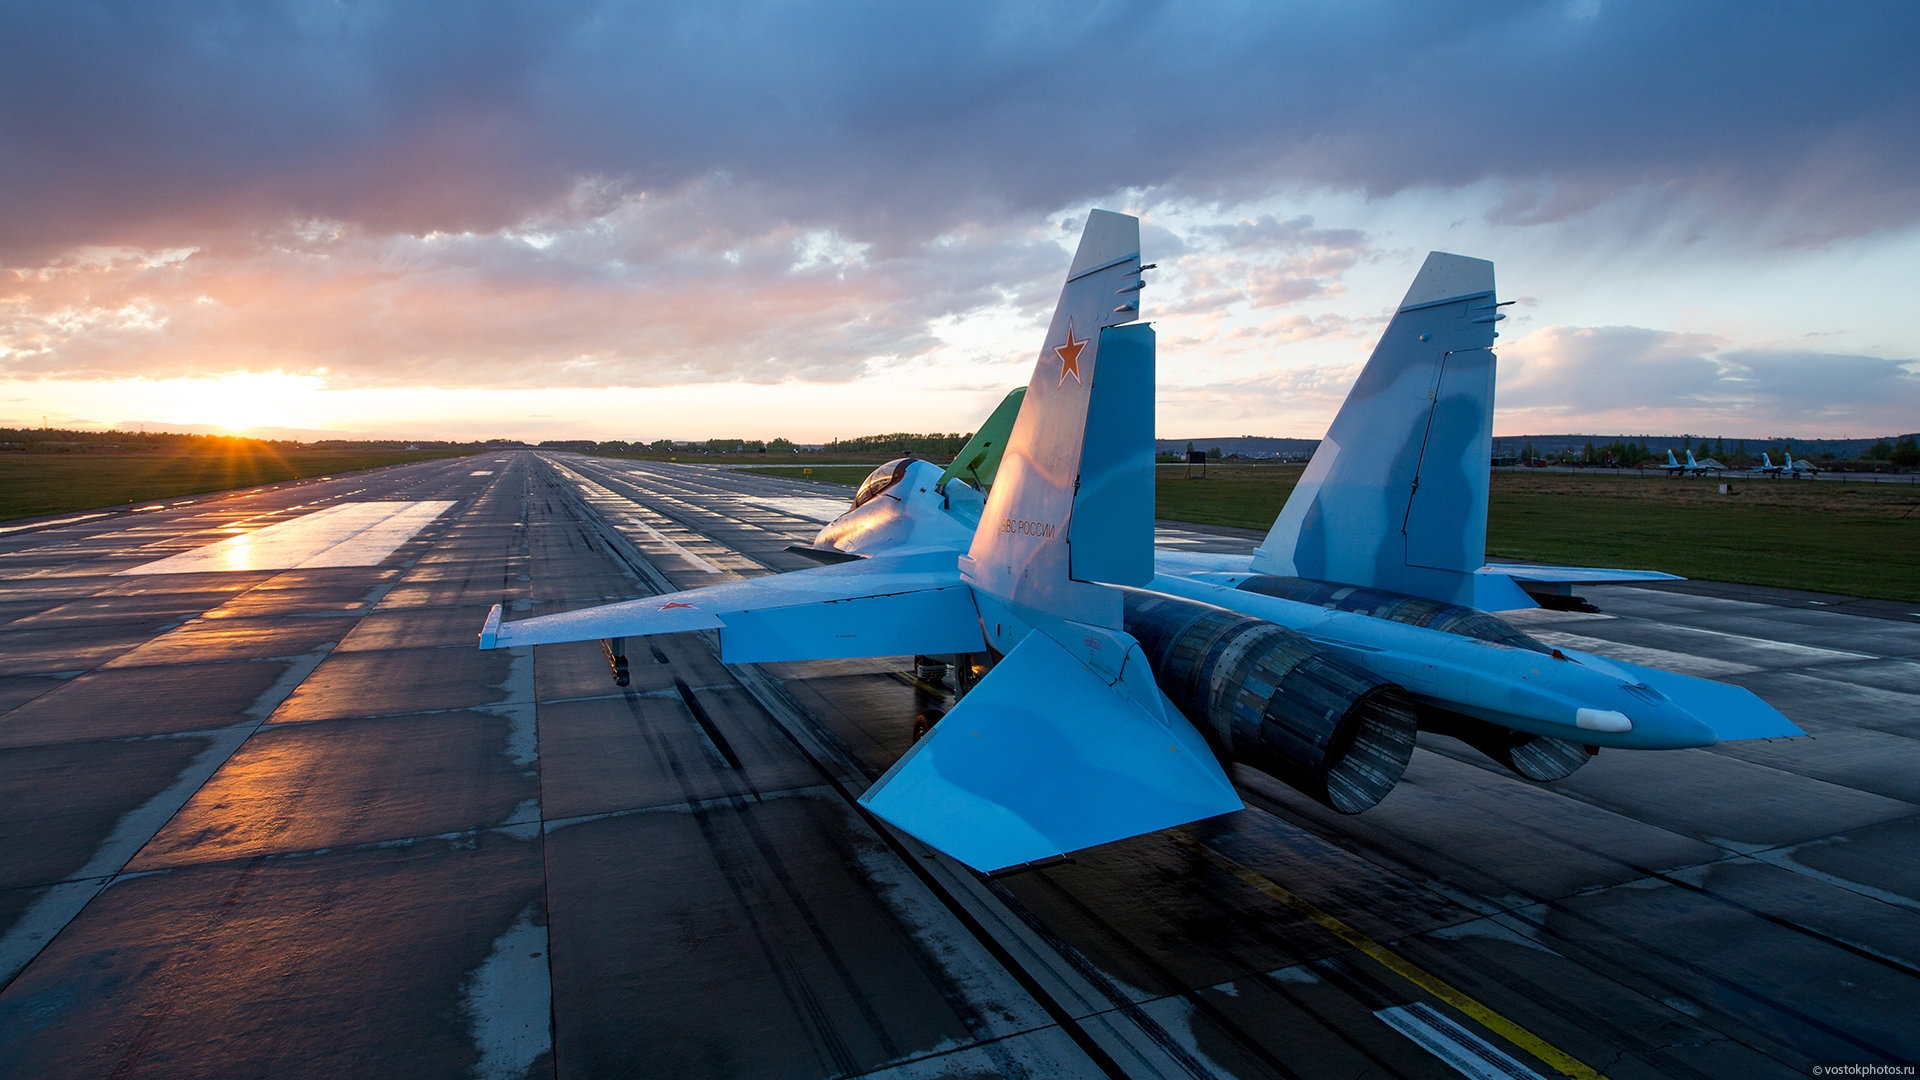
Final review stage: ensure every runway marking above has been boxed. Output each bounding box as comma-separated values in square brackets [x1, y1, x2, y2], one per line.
[1522, 631, 1763, 679]
[118, 501, 456, 574]
[0, 512, 110, 535]
[1376, 1002, 1547, 1079]
[749, 497, 853, 523]
[621, 516, 725, 573]
[1172, 833, 1606, 1080]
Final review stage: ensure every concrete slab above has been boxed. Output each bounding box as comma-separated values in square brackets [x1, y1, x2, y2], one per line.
[1727, 670, 1920, 735]
[0, 660, 294, 746]
[543, 792, 1048, 1079]
[3, 591, 228, 627]
[0, 675, 66, 714]
[533, 638, 679, 702]
[534, 690, 819, 821]
[103, 615, 350, 667]
[1684, 855, 1920, 972]
[0, 625, 171, 676]
[1541, 875, 1920, 1065]
[332, 605, 498, 652]
[270, 645, 525, 723]
[378, 577, 528, 609]
[1709, 726, 1920, 805]
[0, 831, 547, 1080]
[131, 710, 541, 869]
[1237, 745, 1726, 905]
[0, 735, 214, 891]
[1776, 815, 1920, 909]
[1553, 743, 1918, 849]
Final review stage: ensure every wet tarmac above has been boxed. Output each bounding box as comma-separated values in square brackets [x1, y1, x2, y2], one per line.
[0, 451, 1914, 1079]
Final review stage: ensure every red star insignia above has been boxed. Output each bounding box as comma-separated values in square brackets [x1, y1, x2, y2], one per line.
[1054, 318, 1087, 387]
[659, 601, 695, 610]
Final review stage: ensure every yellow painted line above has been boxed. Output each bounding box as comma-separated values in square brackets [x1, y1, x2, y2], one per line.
[1171, 832, 1606, 1080]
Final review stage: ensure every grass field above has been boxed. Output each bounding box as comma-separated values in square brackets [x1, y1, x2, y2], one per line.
[744, 461, 1920, 602]
[1485, 470, 1920, 602]
[739, 465, 881, 486]
[0, 446, 475, 522]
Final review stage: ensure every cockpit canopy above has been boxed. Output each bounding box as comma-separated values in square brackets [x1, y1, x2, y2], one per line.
[851, 457, 913, 511]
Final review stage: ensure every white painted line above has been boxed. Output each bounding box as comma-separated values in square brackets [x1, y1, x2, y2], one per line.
[621, 516, 725, 574]
[1525, 630, 1762, 679]
[0, 723, 255, 983]
[0, 512, 109, 535]
[118, 501, 455, 574]
[1376, 1002, 1547, 1080]
[750, 496, 851, 523]
[471, 470, 495, 475]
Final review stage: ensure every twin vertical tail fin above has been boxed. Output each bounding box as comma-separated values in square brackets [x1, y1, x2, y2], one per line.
[960, 209, 1156, 635]
[1250, 252, 1501, 607]
[862, 209, 1243, 873]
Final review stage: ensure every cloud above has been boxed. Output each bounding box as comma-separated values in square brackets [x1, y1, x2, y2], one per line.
[0, 181, 1075, 387]
[4, 2, 1917, 440]
[3, 2, 1917, 260]
[1497, 325, 1920, 434]
[1157, 361, 1370, 438]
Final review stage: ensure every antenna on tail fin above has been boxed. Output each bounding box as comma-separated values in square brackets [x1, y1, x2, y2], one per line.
[1251, 252, 1501, 607]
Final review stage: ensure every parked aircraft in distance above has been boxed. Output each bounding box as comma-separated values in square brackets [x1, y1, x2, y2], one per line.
[1749, 452, 1786, 477]
[1781, 451, 1821, 477]
[480, 212, 1800, 874]
[1661, 449, 1721, 475]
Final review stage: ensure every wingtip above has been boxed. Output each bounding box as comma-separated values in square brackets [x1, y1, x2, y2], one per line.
[479, 603, 503, 650]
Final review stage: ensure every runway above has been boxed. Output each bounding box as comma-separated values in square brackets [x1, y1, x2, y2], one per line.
[0, 450, 1914, 1079]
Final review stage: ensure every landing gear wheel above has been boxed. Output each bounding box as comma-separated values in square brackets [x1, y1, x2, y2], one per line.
[911, 709, 944, 743]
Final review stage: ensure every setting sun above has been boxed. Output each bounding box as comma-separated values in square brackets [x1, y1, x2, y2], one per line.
[143, 371, 324, 433]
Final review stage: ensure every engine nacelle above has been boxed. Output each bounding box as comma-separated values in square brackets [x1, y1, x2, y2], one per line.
[1231, 576, 1592, 782]
[1122, 590, 1419, 814]
[1233, 575, 1552, 653]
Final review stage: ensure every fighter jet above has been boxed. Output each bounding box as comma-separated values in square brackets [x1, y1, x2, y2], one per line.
[480, 211, 1801, 874]
[1660, 448, 1718, 475]
[1749, 452, 1786, 477]
[1780, 450, 1821, 477]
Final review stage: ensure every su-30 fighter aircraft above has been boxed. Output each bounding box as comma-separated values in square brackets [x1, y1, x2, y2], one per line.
[481, 210, 1801, 873]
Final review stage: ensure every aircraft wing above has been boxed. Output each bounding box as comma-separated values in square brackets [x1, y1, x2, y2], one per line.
[1554, 647, 1805, 742]
[480, 549, 986, 663]
[859, 625, 1242, 872]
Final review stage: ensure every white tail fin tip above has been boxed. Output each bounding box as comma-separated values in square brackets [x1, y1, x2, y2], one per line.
[1398, 252, 1495, 311]
[1067, 210, 1142, 280]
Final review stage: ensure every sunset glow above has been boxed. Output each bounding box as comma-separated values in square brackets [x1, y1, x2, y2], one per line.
[2, 6, 1915, 442]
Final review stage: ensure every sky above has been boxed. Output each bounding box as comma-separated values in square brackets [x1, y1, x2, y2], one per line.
[3, 1, 1917, 443]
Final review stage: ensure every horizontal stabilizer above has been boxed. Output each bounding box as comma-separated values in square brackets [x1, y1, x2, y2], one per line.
[1558, 647, 1804, 743]
[1486, 564, 1684, 586]
[859, 626, 1241, 872]
[482, 551, 984, 663]
[785, 544, 865, 565]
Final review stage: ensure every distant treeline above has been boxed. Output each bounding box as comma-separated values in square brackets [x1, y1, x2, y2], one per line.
[821, 432, 972, 457]
[542, 432, 975, 458]
[1494, 432, 1920, 465]
[1502, 435, 1920, 470]
[0, 427, 524, 453]
[540, 438, 801, 455]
